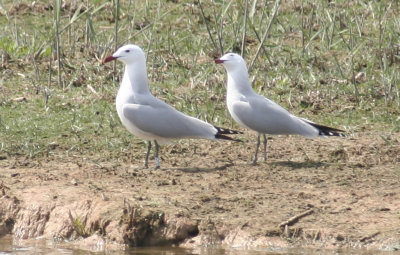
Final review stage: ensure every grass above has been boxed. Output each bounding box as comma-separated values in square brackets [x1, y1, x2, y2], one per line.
[0, 0, 399, 163]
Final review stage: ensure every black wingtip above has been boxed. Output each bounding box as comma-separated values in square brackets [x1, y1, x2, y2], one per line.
[307, 122, 346, 137]
[215, 126, 243, 135]
[214, 126, 243, 142]
[215, 133, 242, 142]
[318, 130, 346, 137]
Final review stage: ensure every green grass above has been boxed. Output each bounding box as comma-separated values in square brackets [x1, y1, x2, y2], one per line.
[0, 0, 399, 162]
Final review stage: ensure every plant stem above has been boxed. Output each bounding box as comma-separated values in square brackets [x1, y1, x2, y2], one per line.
[249, 0, 281, 72]
[198, 0, 218, 52]
[54, 0, 62, 88]
[241, 0, 249, 57]
[113, 0, 120, 80]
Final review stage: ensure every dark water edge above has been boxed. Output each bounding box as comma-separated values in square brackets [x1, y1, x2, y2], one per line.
[1, 236, 400, 255]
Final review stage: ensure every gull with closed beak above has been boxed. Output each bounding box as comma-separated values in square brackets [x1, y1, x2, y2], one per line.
[215, 53, 345, 164]
[103, 44, 240, 169]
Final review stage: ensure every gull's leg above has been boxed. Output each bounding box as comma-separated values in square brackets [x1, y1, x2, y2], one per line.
[144, 141, 151, 168]
[154, 140, 160, 169]
[262, 134, 267, 162]
[252, 133, 261, 165]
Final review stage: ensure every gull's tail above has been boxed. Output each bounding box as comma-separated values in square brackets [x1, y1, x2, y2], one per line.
[214, 126, 243, 141]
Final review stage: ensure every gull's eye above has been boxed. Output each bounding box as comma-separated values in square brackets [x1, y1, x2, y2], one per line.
[230, 54, 234, 57]
[125, 50, 130, 53]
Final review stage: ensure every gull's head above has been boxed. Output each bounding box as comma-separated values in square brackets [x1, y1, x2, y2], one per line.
[103, 44, 145, 65]
[215, 53, 247, 72]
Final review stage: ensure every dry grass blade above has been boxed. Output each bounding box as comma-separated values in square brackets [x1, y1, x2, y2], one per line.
[240, 0, 249, 57]
[245, 0, 272, 65]
[54, 0, 62, 88]
[198, 0, 218, 52]
[213, 3, 225, 55]
[248, 0, 281, 72]
[112, 0, 120, 78]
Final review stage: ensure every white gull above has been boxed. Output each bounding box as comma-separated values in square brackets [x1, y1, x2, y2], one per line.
[103, 44, 239, 169]
[215, 53, 345, 164]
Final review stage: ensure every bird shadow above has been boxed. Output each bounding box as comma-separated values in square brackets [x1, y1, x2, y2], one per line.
[269, 160, 326, 170]
[174, 160, 327, 173]
[175, 162, 234, 173]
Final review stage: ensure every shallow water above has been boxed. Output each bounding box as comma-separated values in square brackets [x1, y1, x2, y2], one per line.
[1, 237, 400, 255]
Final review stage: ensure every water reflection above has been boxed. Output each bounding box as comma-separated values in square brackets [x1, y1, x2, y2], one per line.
[1, 237, 400, 255]
[125, 247, 284, 255]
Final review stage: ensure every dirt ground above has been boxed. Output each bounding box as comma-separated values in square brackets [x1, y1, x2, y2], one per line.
[0, 130, 400, 252]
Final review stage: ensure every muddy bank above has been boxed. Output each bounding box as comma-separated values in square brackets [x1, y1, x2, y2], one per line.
[0, 131, 399, 251]
[0, 195, 198, 250]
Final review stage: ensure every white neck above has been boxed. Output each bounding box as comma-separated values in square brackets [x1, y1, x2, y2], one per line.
[226, 66, 254, 96]
[121, 62, 151, 95]
[115, 61, 152, 116]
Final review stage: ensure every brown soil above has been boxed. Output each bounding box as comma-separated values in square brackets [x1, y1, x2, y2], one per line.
[0, 131, 399, 252]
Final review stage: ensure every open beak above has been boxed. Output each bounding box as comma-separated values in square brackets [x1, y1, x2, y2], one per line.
[214, 58, 225, 64]
[103, 55, 118, 64]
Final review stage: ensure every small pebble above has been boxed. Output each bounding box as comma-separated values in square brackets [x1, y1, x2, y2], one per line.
[71, 179, 78, 186]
